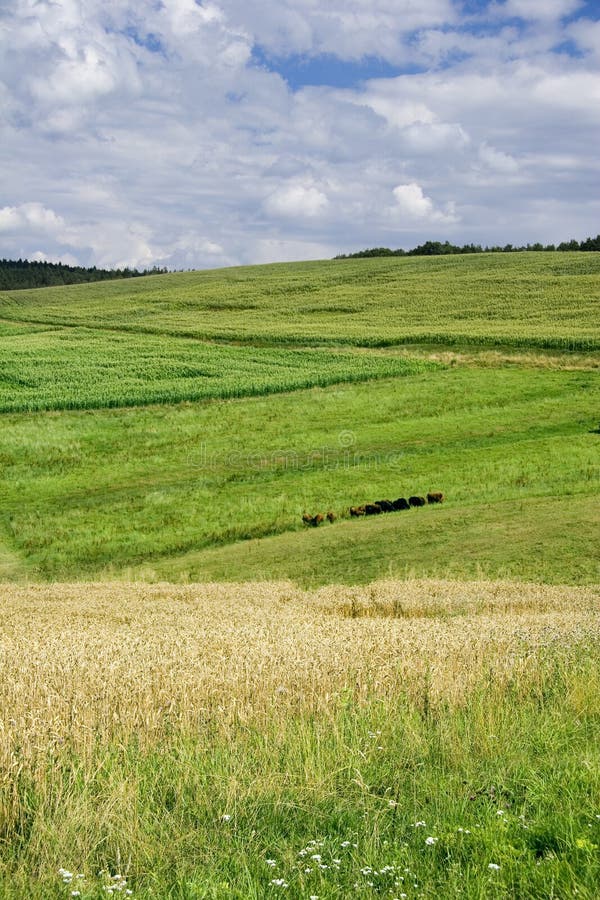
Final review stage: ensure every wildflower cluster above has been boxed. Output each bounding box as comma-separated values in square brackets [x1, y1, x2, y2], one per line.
[355, 862, 418, 894]
[58, 869, 133, 896]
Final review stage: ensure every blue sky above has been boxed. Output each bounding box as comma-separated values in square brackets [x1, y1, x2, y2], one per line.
[1, 0, 599, 268]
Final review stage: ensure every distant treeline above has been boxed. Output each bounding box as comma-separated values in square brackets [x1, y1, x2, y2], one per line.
[0, 258, 169, 291]
[335, 235, 600, 259]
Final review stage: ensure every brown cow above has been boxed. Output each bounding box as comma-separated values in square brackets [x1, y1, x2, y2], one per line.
[408, 496, 426, 507]
[427, 492, 444, 504]
[326, 511, 336, 523]
[302, 513, 324, 527]
[349, 506, 366, 517]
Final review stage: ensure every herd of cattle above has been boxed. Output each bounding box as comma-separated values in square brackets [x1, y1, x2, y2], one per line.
[302, 491, 444, 527]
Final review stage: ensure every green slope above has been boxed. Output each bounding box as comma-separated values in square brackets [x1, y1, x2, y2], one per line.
[131, 494, 600, 587]
[1, 367, 598, 581]
[2, 252, 599, 350]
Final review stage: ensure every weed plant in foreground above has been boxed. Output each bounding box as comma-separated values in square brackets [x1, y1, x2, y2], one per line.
[0, 579, 598, 898]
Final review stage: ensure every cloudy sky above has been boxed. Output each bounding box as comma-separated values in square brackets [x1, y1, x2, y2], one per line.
[1, 0, 599, 269]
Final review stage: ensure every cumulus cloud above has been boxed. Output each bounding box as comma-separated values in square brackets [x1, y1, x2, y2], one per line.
[0, 0, 598, 266]
[390, 183, 458, 225]
[0, 203, 65, 235]
[264, 182, 329, 218]
[224, 0, 455, 61]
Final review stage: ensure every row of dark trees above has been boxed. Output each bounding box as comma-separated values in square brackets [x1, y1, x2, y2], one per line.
[335, 234, 600, 260]
[0, 259, 169, 291]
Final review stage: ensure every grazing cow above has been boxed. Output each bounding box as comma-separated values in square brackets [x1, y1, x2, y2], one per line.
[392, 497, 410, 511]
[326, 511, 336, 523]
[349, 506, 366, 517]
[302, 512, 324, 527]
[364, 503, 382, 515]
[408, 495, 426, 507]
[427, 491, 444, 504]
[374, 499, 394, 512]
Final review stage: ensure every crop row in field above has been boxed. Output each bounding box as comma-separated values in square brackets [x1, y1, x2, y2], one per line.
[0, 579, 598, 898]
[0, 327, 435, 412]
[2, 252, 599, 350]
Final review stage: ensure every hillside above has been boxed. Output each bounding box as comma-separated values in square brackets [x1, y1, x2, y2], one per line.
[0, 252, 598, 584]
[2, 252, 599, 351]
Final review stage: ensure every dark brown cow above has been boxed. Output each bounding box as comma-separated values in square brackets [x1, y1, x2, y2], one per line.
[364, 503, 382, 515]
[374, 499, 394, 512]
[408, 495, 426, 507]
[392, 497, 410, 510]
[427, 492, 444, 504]
[326, 511, 336, 523]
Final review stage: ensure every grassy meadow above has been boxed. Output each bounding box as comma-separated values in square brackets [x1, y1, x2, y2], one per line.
[0, 251, 599, 896]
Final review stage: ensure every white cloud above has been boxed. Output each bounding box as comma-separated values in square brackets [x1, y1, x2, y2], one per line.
[390, 183, 458, 225]
[264, 182, 329, 218]
[392, 183, 435, 217]
[0, 0, 598, 267]
[497, 0, 583, 22]
[222, 0, 455, 61]
[31, 250, 79, 266]
[478, 142, 520, 173]
[567, 18, 600, 57]
[0, 203, 65, 234]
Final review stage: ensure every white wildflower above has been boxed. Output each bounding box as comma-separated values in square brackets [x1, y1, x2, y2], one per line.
[425, 836, 437, 845]
[488, 863, 501, 870]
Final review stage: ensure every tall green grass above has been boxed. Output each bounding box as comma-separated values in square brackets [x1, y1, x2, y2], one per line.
[1, 652, 599, 899]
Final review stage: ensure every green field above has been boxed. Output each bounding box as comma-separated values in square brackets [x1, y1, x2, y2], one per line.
[2, 252, 599, 349]
[1, 367, 598, 582]
[1, 251, 599, 583]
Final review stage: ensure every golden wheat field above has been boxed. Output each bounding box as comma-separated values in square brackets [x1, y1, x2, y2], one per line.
[2, 578, 598, 764]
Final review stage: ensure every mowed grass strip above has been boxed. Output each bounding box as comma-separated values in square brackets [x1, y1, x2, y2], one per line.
[0, 580, 598, 898]
[0, 328, 434, 412]
[2, 251, 599, 350]
[1, 367, 598, 581]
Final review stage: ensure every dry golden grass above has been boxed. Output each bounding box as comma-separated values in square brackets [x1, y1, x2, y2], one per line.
[382, 346, 600, 370]
[1, 579, 598, 767]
